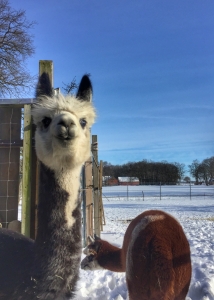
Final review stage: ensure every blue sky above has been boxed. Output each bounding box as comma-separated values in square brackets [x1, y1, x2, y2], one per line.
[10, 1, 214, 172]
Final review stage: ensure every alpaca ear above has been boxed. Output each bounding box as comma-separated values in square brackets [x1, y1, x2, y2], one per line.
[94, 241, 101, 253]
[76, 74, 92, 102]
[36, 72, 53, 98]
[94, 234, 101, 241]
[87, 235, 95, 244]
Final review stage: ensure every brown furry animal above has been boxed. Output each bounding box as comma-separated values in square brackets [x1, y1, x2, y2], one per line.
[81, 210, 191, 300]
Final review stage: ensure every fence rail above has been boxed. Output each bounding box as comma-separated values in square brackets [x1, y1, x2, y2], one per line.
[102, 184, 214, 201]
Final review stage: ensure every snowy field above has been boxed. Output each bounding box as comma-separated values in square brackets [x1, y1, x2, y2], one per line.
[75, 185, 214, 300]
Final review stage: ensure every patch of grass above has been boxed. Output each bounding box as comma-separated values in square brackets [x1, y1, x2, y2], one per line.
[113, 219, 133, 223]
[190, 217, 214, 222]
[205, 217, 214, 221]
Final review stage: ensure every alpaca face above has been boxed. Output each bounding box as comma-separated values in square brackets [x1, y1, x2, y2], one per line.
[32, 74, 96, 171]
[32, 95, 95, 170]
[81, 236, 103, 270]
[81, 253, 103, 271]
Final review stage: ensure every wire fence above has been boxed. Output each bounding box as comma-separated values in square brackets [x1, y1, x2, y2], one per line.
[0, 106, 22, 228]
[102, 184, 214, 201]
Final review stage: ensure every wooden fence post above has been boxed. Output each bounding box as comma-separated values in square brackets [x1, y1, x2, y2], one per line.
[21, 105, 32, 237]
[30, 60, 53, 239]
[92, 135, 100, 237]
[39, 60, 54, 84]
[82, 166, 87, 246]
[99, 160, 105, 230]
[84, 158, 93, 240]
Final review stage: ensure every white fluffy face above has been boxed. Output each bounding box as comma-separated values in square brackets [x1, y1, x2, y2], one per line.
[32, 94, 96, 171]
[81, 254, 103, 271]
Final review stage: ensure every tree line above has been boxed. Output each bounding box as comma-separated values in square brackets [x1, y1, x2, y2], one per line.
[189, 156, 214, 185]
[103, 160, 185, 185]
[103, 156, 214, 185]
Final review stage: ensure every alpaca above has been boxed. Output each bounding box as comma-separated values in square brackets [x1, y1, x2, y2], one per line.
[0, 72, 96, 300]
[81, 210, 192, 300]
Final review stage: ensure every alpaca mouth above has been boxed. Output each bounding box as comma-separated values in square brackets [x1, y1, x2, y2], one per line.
[56, 135, 74, 141]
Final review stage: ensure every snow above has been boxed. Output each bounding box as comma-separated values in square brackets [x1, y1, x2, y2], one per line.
[75, 185, 214, 300]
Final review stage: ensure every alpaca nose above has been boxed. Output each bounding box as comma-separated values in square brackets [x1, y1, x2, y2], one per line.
[56, 116, 76, 140]
[57, 119, 75, 128]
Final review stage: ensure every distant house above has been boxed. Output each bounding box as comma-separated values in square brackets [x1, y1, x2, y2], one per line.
[103, 176, 119, 186]
[209, 179, 214, 185]
[118, 177, 139, 186]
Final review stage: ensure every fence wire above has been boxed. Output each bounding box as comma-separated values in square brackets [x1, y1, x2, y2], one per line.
[102, 184, 214, 201]
[0, 107, 22, 228]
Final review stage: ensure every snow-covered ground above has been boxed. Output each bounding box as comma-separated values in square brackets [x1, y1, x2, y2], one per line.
[75, 185, 214, 300]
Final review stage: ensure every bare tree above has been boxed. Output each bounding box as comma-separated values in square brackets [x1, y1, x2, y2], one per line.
[184, 176, 190, 183]
[200, 156, 214, 185]
[174, 162, 186, 181]
[189, 159, 202, 184]
[62, 74, 91, 95]
[0, 0, 35, 97]
[62, 77, 78, 95]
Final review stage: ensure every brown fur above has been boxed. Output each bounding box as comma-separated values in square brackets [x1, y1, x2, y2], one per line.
[81, 210, 192, 300]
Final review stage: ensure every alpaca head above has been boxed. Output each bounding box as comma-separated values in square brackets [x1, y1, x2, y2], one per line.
[32, 73, 96, 171]
[81, 235, 104, 270]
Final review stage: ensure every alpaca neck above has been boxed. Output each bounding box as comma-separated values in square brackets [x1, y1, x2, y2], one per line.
[98, 243, 125, 272]
[33, 162, 83, 289]
[36, 162, 82, 232]
[55, 164, 82, 228]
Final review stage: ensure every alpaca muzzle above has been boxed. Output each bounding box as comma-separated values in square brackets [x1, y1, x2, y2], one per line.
[55, 123, 76, 141]
[81, 254, 95, 270]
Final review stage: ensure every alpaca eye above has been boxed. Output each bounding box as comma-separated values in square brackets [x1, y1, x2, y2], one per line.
[88, 254, 95, 262]
[42, 117, 52, 128]
[80, 118, 87, 129]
